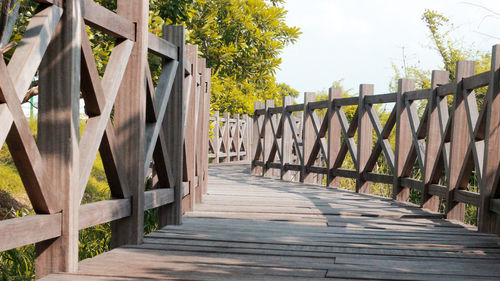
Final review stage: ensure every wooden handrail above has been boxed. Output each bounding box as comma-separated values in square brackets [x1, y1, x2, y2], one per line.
[0, 1, 211, 279]
[252, 47, 500, 236]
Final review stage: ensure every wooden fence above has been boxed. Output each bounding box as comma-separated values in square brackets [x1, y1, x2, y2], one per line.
[0, 0, 210, 278]
[252, 45, 500, 235]
[208, 112, 251, 163]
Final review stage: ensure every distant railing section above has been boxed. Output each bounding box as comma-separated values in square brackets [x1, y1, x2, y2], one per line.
[0, 0, 210, 279]
[209, 112, 251, 163]
[252, 45, 500, 235]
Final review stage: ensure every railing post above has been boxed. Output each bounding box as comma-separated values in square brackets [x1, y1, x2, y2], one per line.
[161, 25, 185, 226]
[393, 79, 414, 200]
[242, 114, 249, 161]
[328, 88, 341, 187]
[263, 100, 274, 176]
[182, 45, 198, 213]
[110, 0, 149, 241]
[202, 66, 211, 195]
[480, 45, 500, 233]
[251, 102, 264, 175]
[357, 84, 373, 194]
[446, 61, 475, 222]
[281, 96, 293, 181]
[301, 92, 315, 183]
[195, 58, 207, 203]
[234, 113, 240, 161]
[35, 0, 82, 277]
[213, 111, 220, 163]
[423, 70, 449, 212]
[223, 112, 230, 163]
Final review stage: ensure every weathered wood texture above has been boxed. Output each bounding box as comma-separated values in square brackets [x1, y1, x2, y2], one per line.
[0, 1, 211, 278]
[41, 164, 500, 280]
[252, 46, 500, 234]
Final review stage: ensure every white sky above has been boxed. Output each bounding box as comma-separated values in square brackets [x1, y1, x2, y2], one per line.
[276, 0, 500, 100]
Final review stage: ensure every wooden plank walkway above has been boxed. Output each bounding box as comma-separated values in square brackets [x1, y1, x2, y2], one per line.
[43, 164, 500, 280]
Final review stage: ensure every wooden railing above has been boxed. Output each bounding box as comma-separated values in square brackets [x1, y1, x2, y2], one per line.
[0, 0, 210, 278]
[252, 45, 500, 235]
[208, 111, 251, 163]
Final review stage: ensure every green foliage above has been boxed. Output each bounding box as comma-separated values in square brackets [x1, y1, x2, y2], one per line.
[185, 0, 301, 114]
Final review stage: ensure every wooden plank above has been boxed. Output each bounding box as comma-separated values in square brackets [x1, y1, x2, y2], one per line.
[307, 100, 328, 110]
[79, 199, 131, 229]
[404, 89, 431, 101]
[491, 199, 500, 215]
[110, 0, 148, 247]
[393, 79, 415, 201]
[436, 82, 457, 96]
[148, 32, 177, 59]
[400, 177, 424, 191]
[262, 100, 274, 176]
[301, 93, 315, 183]
[364, 93, 396, 104]
[334, 96, 358, 106]
[454, 190, 480, 206]
[35, 0, 81, 276]
[463, 71, 490, 90]
[281, 96, 293, 180]
[327, 88, 341, 187]
[161, 25, 185, 226]
[0, 214, 61, 252]
[423, 70, 449, 212]
[83, 0, 135, 40]
[285, 103, 303, 112]
[357, 84, 373, 193]
[447, 60, 475, 222]
[365, 172, 393, 184]
[144, 188, 175, 210]
[479, 45, 500, 234]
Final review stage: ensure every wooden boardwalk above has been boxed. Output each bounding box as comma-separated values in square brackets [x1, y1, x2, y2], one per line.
[43, 164, 500, 280]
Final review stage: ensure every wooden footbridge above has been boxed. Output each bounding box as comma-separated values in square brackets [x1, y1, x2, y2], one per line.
[0, 0, 500, 280]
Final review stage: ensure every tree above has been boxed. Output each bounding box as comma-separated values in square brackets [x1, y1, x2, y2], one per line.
[390, 9, 491, 92]
[185, 0, 301, 114]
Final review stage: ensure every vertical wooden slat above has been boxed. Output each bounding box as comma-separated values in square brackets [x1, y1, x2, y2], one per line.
[263, 100, 274, 176]
[328, 88, 341, 187]
[195, 58, 207, 203]
[213, 111, 220, 164]
[222, 112, 231, 163]
[423, 70, 449, 212]
[393, 79, 414, 200]
[110, 0, 148, 246]
[234, 113, 240, 161]
[160, 25, 185, 226]
[35, 0, 82, 277]
[251, 102, 264, 175]
[357, 84, 373, 194]
[447, 61, 475, 222]
[480, 45, 500, 234]
[281, 96, 292, 181]
[242, 114, 249, 161]
[202, 67, 211, 194]
[301, 93, 315, 183]
[182, 45, 197, 213]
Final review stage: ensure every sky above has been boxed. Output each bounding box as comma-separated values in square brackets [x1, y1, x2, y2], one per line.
[275, 0, 500, 100]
